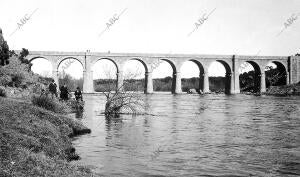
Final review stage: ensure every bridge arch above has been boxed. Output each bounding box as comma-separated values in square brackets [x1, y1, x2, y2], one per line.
[57, 57, 84, 91]
[29, 57, 53, 78]
[29, 56, 49, 62]
[129, 58, 149, 73]
[150, 58, 177, 93]
[161, 59, 178, 93]
[215, 60, 232, 73]
[188, 59, 205, 73]
[160, 59, 177, 73]
[180, 59, 205, 93]
[92, 58, 120, 92]
[208, 60, 232, 94]
[239, 61, 262, 93]
[122, 58, 150, 93]
[265, 60, 287, 87]
[57, 57, 84, 70]
[93, 58, 120, 73]
[246, 61, 262, 74]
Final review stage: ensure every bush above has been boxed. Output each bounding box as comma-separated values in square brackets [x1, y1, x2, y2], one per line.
[104, 88, 145, 117]
[0, 86, 6, 97]
[32, 95, 71, 114]
[0, 73, 11, 86]
[11, 72, 24, 87]
[1, 55, 41, 90]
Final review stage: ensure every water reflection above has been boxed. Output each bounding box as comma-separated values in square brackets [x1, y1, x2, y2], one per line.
[72, 94, 300, 177]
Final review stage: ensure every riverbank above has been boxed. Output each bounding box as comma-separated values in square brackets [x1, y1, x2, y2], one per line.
[0, 97, 98, 177]
[265, 82, 300, 96]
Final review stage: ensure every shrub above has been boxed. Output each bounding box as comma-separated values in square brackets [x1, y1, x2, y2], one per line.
[0, 86, 6, 97]
[0, 74, 11, 86]
[32, 95, 71, 114]
[11, 72, 24, 87]
[2, 55, 40, 89]
[104, 87, 145, 117]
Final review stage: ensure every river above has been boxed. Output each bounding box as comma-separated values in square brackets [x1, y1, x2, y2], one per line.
[71, 93, 300, 177]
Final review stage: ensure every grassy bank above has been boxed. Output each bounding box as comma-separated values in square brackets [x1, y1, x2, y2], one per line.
[265, 82, 300, 96]
[0, 97, 97, 177]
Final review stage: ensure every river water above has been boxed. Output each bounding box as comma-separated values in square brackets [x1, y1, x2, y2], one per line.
[71, 93, 300, 177]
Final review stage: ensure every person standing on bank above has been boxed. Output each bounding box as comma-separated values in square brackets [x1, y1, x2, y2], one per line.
[74, 87, 83, 101]
[60, 84, 69, 101]
[48, 80, 57, 99]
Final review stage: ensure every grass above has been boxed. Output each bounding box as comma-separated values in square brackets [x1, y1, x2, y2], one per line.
[0, 97, 97, 177]
[31, 95, 71, 114]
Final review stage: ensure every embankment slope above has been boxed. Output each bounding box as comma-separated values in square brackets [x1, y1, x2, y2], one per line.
[0, 97, 97, 177]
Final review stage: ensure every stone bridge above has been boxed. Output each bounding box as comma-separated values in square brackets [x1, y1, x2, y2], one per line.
[26, 51, 300, 94]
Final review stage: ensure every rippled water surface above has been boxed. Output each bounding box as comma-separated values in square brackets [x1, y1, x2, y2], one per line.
[72, 94, 300, 177]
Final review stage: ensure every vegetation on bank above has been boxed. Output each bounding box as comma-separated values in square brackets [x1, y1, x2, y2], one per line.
[240, 66, 287, 93]
[1, 29, 96, 176]
[0, 52, 46, 99]
[92, 76, 227, 92]
[31, 95, 72, 114]
[0, 97, 94, 177]
[265, 82, 300, 96]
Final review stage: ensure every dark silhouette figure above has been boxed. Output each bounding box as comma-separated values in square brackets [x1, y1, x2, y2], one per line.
[48, 80, 57, 98]
[60, 84, 69, 101]
[74, 87, 83, 101]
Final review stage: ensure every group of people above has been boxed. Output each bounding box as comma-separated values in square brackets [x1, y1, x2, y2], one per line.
[48, 80, 83, 101]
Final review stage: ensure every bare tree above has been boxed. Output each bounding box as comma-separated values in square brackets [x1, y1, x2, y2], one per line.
[102, 68, 146, 117]
[103, 85, 145, 117]
[101, 59, 166, 117]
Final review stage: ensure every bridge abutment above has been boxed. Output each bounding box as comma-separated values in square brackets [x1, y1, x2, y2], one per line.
[229, 73, 235, 94]
[172, 72, 182, 94]
[203, 72, 210, 93]
[232, 55, 240, 94]
[225, 72, 232, 94]
[260, 72, 266, 93]
[116, 71, 124, 91]
[144, 72, 153, 94]
[233, 71, 240, 94]
[83, 70, 94, 93]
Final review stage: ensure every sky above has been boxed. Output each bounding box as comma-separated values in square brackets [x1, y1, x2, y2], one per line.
[1, 0, 300, 79]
